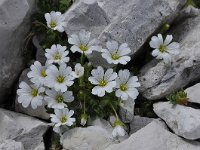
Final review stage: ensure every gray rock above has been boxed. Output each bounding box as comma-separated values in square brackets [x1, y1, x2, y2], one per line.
[119, 99, 135, 123]
[185, 83, 200, 104]
[88, 118, 113, 132]
[61, 126, 117, 150]
[154, 102, 200, 140]
[0, 0, 36, 104]
[64, 0, 109, 38]
[105, 120, 200, 150]
[32, 36, 46, 65]
[0, 108, 49, 150]
[139, 16, 200, 100]
[130, 116, 154, 134]
[64, 0, 185, 67]
[89, 118, 128, 142]
[0, 139, 24, 150]
[15, 68, 50, 120]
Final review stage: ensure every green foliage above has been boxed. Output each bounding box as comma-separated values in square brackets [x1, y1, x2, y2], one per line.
[166, 90, 188, 105]
[68, 60, 120, 122]
[184, 0, 200, 8]
[29, 0, 73, 49]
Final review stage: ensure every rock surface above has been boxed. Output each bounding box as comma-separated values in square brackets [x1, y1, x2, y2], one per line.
[105, 120, 200, 150]
[119, 99, 135, 123]
[64, 0, 185, 67]
[139, 16, 200, 100]
[0, 0, 35, 103]
[32, 36, 46, 65]
[130, 116, 154, 134]
[15, 68, 50, 120]
[0, 139, 24, 150]
[0, 108, 49, 150]
[185, 83, 200, 104]
[154, 102, 200, 140]
[61, 126, 117, 150]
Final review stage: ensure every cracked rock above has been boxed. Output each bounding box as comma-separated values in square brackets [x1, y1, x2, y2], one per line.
[105, 120, 200, 150]
[185, 82, 200, 104]
[139, 16, 200, 100]
[0, 0, 36, 103]
[64, 0, 186, 67]
[154, 102, 200, 140]
[0, 108, 49, 150]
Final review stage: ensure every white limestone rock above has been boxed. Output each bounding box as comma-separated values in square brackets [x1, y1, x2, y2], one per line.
[130, 116, 154, 134]
[61, 126, 117, 150]
[0, 139, 24, 150]
[154, 102, 200, 140]
[119, 99, 135, 123]
[105, 120, 200, 150]
[185, 83, 200, 104]
[0, 0, 36, 103]
[0, 108, 49, 150]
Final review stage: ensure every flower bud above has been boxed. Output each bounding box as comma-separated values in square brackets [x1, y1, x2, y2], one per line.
[81, 114, 88, 126]
[112, 120, 126, 138]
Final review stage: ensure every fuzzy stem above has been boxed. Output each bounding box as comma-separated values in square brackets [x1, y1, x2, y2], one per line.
[83, 94, 86, 114]
[110, 103, 119, 120]
[80, 53, 85, 65]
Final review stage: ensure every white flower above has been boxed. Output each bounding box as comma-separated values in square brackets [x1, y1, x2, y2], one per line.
[72, 63, 84, 78]
[68, 29, 101, 55]
[88, 66, 117, 97]
[45, 64, 75, 92]
[45, 44, 69, 65]
[112, 125, 126, 138]
[27, 61, 48, 86]
[101, 41, 131, 65]
[45, 11, 66, 32]
[149, 34, 180, 64]
[45, 89, 74, 109]
[115, 69, 140, 101]
[50, 108, 75, 127]
[17, 82, 45, 109]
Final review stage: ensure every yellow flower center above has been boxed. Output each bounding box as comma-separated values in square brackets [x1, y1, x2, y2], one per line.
[111, 53, 120, 60]
[159, 45, 167, 53]
[31, 88, 38, 97]
[50, 21, 57, 28]
[99, 80, 107, 87]
[120, 84, 128, 91]
[53, 52, 61, 60]
[40, 70, 47, 77]
[56, 95, 64, 103]
[79, 44, 88, 51]
[60, 116, 68, 123]
[56, 75, 65, 83]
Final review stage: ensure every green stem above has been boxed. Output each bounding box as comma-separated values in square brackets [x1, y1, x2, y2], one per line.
[79, 53, 86, 87]
[83, 94, 86, 114]
[113, 65, 117, 72]
[187, 0, 197, 7]
[110, 103, 119, 120]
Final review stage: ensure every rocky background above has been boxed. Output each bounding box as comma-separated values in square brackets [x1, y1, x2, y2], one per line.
[0, 0, 200, 150]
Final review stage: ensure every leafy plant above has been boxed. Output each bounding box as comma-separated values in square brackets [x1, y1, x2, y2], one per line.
[166, 90, 188, 106]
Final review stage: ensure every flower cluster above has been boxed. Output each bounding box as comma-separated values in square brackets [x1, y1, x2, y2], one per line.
[17, 11, 180, 138]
